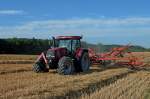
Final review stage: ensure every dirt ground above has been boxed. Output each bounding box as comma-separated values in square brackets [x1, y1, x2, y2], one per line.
[0, 52, 150, 99]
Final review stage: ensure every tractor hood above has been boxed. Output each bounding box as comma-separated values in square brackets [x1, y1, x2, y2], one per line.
[48, 47, 66, 51]
[46, 47, 68, 59]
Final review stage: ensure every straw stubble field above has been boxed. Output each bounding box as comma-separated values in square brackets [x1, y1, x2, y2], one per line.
[0, 52, 150, 99]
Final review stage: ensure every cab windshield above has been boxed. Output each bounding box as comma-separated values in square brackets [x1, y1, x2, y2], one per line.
[58, 40, 71, 49]
[55, 39, 80, 52]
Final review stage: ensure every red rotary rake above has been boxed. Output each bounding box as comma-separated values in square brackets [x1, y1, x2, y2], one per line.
[88, 44, 147, 69]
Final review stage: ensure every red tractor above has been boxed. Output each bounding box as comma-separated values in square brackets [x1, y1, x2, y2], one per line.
[33, 36, 91, 75]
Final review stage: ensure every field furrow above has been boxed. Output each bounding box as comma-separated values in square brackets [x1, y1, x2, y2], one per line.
[0, 67, 130, 99]
[0, 53, 150, 99]
[81, 71, 150, 99]
[0, 60, 35, 64]
[0, 64, 32, 75]
[0, 55, 37, 60]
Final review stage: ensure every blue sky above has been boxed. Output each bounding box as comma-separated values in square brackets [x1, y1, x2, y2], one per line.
[0, 0, 150, 48]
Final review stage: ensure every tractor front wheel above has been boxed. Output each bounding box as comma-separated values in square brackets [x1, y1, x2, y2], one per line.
[57, 56, 75, 75]
[32, 61, 48, 73]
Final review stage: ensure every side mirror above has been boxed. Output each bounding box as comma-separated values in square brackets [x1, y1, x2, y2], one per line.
[81, 35, 83, 39]
[52, 36, 55, 47]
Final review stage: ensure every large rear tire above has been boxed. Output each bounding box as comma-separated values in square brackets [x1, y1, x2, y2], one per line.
[80, 52, 90, 72]
[32, 61, 48, 73]
[57, 56, 75, 75]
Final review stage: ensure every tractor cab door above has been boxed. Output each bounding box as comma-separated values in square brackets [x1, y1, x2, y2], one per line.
[71, 39, 81, 55]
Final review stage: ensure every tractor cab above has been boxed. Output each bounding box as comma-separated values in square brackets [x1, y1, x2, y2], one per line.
[53, 36, 82, 53]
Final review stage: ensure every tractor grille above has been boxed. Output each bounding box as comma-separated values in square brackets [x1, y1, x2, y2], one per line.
[46, 50, 55, 58]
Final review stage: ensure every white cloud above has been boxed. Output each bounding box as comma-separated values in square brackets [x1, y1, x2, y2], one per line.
[0, 17, 150, 39]
[0, 10, 26, 15]
[19, 17, 150, 30]
[1, 17, 150, 47]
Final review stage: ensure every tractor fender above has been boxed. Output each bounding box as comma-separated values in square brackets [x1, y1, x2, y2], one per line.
[75, 48, 88, 60]
[36, 52, 48, 64]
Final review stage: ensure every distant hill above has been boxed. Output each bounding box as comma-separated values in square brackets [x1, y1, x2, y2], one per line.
[81, 41, 149, 53]
[0, 38, 149, 54]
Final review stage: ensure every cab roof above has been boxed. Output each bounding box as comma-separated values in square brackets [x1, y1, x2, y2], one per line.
[55, 36, 82, 40]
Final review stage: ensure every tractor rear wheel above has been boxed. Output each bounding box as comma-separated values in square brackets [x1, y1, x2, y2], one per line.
[80, 52, 90, 72]
[57, 56, 75, 75]
[32, 61, 48, 73]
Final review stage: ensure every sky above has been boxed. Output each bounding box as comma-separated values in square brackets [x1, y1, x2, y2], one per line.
[0, 0, 150, 48]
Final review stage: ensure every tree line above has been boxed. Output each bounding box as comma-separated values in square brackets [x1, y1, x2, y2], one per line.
[0, 38, 51, 54]
[0, 38, 149, 54]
